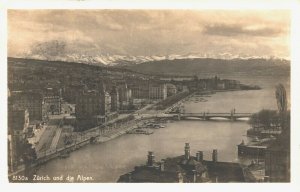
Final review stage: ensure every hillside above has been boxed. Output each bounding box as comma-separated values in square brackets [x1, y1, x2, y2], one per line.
[7, 57, 141, 75]
[125, 58, 290, 76]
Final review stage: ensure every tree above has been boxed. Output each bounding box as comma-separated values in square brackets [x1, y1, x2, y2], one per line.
[248, 109, 278, 129]
[275, 84, 289, 130]
[275, 84, 287, 113]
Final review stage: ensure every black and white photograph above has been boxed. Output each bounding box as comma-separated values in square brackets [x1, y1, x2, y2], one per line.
[5, 4, 295, 186]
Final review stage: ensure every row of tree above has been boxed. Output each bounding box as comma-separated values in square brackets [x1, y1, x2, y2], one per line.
[248, 109, 290, 130]
[248, 83, 289, 131]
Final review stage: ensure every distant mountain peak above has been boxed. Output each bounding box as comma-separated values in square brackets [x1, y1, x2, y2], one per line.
[18, 52, 289, 67]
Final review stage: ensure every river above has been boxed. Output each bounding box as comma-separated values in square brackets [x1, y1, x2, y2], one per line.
[35, 74, 289, 182]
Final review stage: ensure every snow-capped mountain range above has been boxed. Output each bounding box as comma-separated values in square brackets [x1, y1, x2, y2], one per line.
[22, 53, 286, 66]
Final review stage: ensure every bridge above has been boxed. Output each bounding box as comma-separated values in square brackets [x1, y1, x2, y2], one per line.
[175, 112, 252, 121]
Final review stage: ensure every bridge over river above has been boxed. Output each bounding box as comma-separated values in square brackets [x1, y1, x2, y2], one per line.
[179, 112, 252, 121]
[164, 110, 252, 121]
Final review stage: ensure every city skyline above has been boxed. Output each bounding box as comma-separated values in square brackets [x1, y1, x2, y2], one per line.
[8, 10, 290, 60]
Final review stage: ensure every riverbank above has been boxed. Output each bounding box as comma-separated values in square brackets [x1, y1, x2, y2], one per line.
[8, 114, 174, 181]
[8, 88, 251, 181]
[8, 92, 191, 180]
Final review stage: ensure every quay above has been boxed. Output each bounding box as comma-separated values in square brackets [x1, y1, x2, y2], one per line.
[8, 89, 252, 179]
[237, 137, 276, 159]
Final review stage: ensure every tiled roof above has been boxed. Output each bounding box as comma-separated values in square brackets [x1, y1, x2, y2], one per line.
[204, 161, 246, 182]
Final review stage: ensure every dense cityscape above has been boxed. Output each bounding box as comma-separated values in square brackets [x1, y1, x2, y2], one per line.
[8, 56, 289, 183]
[7, 9, 291, 184]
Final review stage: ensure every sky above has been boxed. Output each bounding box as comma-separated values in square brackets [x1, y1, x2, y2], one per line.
[8, 10, 290, 59]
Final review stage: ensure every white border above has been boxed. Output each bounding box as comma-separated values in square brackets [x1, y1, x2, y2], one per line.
[1, 1, 300, 192]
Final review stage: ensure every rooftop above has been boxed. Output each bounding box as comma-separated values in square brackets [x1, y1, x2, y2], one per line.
[118, 143, 255, 183]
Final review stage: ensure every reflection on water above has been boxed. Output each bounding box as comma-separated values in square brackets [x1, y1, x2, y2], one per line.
[36, 75, 289, 182]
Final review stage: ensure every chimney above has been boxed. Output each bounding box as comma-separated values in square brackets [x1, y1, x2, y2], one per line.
[147, 151, 155, 166]
[196, 151, 203, 162]
[177, 172, 183, 183]
[160, 160, 165, 172]
[192, 170, 197, 183]
[212, 149, 218, 162]
[184, 143, 190, 160]
[127, 173, 132, 182]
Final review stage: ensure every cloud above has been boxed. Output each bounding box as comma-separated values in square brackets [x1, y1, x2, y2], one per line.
[203, 23, 285, 37]
[8, 10, 290, 59]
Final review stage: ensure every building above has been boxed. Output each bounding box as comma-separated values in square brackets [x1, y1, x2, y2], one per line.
[217, 82, 226, 90]
[129, 80, 150, 99]
[8, 109, 29, 138]
[149, 83, 167, 100]
[75, 90, 102, 131]
[264, 128, 290, 182]
[9, 91, 43, 121]
[75, 88, 118, 131]
[8, 109, 30, 171]
[118, 143, 255, 183]
[43, 95, 61, 115]
[75, 90, 101, 119]
[110, 86, 119, 112]
[63, 83, 86, 103]
[237, 140, 267, 159]
[265, 143, 290, 182]
[100, 91, 111, 116]
[117, 83, 132, 109]
[130, 85, 149, 99]
[43, 88, 62, 115]
[224, 79, 241, 89]
[166, 83, 177, 97]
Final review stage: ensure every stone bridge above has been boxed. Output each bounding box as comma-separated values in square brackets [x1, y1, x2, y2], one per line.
[176, 112, 252, 121]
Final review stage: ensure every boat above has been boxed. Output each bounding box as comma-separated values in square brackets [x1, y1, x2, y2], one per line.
[126, 128, 154, 135]
[253, 136, 260, 142]
[144, 123, 166, 129]
[59, 151, 70, 158]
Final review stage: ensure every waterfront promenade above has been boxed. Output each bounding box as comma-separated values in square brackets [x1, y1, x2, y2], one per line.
[8, 89, 251, 178]
[8, 92, 191, 178]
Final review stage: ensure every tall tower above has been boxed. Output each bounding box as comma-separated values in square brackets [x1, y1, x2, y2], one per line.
[184, 143, 190, 160]
[147, 151, 155, 166]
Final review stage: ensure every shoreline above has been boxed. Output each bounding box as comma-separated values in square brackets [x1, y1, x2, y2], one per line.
[9, 115, 176, 182]
[8, 88, 249, 180]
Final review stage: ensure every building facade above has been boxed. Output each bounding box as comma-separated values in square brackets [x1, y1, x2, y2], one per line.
[149, 84, 167, 100]
[9, 91, 43, 121]
[118, 83, 132, 109]
[166, 83, 177, 97]
[75, 90, 101, 118]
[100, 91, 111, 116]
[8, 109, 30, 171]
[110, 87, 119, 112]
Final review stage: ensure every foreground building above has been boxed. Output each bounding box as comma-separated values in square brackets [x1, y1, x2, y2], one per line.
[8, 109, 30, 172]
[264, 125, 290, 182]
[118, 143, 255, 183]
[9, 91, 43, 121]
[74, 88, 118, 131]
